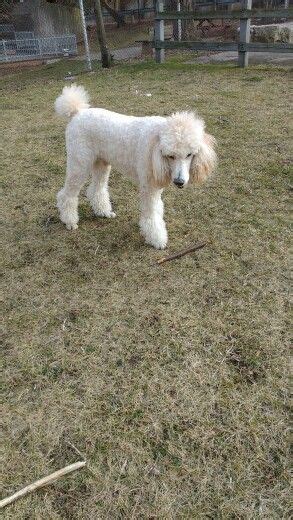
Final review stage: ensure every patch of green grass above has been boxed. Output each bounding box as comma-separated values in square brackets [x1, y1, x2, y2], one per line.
[1, 59, 291, 519]
[242, 75, 263, 82]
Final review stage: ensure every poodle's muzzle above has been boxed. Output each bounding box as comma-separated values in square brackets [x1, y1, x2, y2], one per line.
[173, 178, 185, 188]
[170, 156, 192, 188]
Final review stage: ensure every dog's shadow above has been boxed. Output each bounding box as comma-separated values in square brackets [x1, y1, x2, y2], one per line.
[42, 205, 144, 255]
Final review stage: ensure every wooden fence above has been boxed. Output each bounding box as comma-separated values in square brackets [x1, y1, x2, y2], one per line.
[154, 2, 293, 67]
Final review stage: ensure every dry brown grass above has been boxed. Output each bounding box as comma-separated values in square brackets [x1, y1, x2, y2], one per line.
[1, 59, 291, 519]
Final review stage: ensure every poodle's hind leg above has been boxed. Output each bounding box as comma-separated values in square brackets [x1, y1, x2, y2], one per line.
[139, 187, 167, 249]
[86, 159, 116, 218]
[57, 155, 91, 230]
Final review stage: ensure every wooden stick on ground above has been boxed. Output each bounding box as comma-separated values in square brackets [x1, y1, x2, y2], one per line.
[0, 461, 86, 509]
[155, 241, 209, 265]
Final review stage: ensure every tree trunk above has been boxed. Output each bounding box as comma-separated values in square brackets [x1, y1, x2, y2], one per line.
[182, 0, 196, 40]
[167, 0, 179, 40]
[101, 0, 125, 26]
[93, 0, 112, 67]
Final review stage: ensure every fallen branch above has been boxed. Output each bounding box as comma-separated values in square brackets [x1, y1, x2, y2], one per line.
[0, 461, 86, 509]
[155, 241, 209, 265]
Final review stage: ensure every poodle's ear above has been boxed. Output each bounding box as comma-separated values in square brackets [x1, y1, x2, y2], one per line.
[148, 134, 170, 188]
[190, 132, 217, 184]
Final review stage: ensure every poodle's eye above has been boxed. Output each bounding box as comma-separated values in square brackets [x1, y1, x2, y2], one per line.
[167, 155, 175, 160]
[186, 153, 192, 158]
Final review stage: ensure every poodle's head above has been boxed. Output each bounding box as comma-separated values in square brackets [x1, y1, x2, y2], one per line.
[150, 112, 217, 189]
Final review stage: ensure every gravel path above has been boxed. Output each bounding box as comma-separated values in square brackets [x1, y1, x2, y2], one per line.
[191, 51, 293, 66]
[77, 45, 142, 62]
[79, 44, 293, 66]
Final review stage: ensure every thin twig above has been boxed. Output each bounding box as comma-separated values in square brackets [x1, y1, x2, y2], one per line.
[0, 461, 86, 509]
[154, 241, 209, 265]
[67, 441, 86, 461]
[66, 441, 98, 478]
[62, 318, 67, 331]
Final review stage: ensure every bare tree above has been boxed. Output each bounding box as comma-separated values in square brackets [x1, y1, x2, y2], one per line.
[167, 0, 179, 40]
[181, 0, 196, 40]
[47, 0, 126, 26]
[93, 0, 112, 66]
[101, 0, 125, 26]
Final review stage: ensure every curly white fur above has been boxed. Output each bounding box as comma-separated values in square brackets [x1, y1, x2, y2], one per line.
[55, 84, 217, 249]
[55, 85, 90, 118]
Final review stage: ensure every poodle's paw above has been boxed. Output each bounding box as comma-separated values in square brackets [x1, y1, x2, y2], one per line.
[98, 211, 116, 218]
[146, 235, 167, 250]
[57, 190, 79, 231]
[140, 217, 168, 250]
[95, 210, 116, 219]
[86, 185, 115, 218]
[66, 222, 78, 230]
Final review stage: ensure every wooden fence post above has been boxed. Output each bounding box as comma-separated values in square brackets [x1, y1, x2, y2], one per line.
[238, 0, 252, 67]
[155, 0, 165, 63]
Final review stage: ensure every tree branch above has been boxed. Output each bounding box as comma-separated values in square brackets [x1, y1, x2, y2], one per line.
[0, 461, 86, 509]
[154, 241, 209, 265]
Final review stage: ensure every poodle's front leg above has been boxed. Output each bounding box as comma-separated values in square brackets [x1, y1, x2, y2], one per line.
[139, 187, 167, 249]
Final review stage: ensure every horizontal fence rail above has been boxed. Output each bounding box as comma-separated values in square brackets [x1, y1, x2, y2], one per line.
[0, 35, 77, 63]
[155, 7, 293, 20]
[155, 41, 293, 52]
[154, 2, 293, 66]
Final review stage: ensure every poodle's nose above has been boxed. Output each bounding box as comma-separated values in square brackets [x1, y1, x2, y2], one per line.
[173, 178, 185, 188]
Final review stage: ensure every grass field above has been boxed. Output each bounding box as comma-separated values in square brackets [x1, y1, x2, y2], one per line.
[1, 59, 291, 519]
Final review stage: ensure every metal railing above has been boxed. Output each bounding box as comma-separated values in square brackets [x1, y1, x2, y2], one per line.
[0, 35, 77, 63]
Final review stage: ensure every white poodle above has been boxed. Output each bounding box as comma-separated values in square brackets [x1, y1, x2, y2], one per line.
[55, 84, 216, 249]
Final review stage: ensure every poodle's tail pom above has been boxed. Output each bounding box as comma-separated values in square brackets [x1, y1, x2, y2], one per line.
[54, 84, 90, 118]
